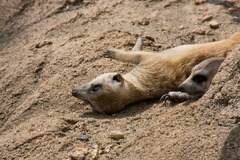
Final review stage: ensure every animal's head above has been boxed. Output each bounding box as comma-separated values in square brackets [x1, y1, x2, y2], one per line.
[72, 72, 128, 114]
[178, 57, 224, 97]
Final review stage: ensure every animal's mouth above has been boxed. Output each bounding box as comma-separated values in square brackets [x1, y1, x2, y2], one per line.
[72, 89, 92, 105]
[83, 99, 92, 106]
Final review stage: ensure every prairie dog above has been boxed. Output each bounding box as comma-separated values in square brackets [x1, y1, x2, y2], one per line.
[160, 57, 225, 102]
[72, 32, 240, 114]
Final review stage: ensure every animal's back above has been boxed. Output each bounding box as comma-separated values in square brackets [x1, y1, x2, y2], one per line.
[133, 32, 240, 98]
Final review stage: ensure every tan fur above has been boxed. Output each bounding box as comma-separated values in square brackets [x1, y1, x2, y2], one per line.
[160, 57, 225, 102]
[179, 57, 225, 96]
[72, 32, 240, 114]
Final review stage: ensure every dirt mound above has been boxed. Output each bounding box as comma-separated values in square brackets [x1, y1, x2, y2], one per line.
[0, 0, 239, 159]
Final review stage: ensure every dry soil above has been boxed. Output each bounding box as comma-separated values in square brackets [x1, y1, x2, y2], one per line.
[0, 0, 240, 159]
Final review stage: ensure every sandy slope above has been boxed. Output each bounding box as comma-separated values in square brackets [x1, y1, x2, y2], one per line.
[0, 0, 239, 159]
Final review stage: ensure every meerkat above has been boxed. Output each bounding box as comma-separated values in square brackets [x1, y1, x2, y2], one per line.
[72, 32, 240, 114]
[160, 57, 225, 102]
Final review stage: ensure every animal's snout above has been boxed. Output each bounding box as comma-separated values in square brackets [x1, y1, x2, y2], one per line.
[72, 89, 78, 97]
[178, 85, 185, 92]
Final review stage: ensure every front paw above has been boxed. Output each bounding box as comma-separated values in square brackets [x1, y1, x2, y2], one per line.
[159, 93, 171, 104]
[160, 91, 189, 103]
[103, 50, 115, 58]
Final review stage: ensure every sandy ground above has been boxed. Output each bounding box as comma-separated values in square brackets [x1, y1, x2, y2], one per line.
[0, 0, 240, 159]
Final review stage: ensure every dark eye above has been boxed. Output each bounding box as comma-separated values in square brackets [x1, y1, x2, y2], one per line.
[113, 74, 123, 83]
[192, 75, 207, 83]
[90, 84, 102, 93]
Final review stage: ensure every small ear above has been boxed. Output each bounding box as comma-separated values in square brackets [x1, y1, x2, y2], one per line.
[202, 58, 224, 74]
[113, 73, 124, 84]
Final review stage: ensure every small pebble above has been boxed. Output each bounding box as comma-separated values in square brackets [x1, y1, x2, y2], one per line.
[79, 101, 85, 105]
[109, 131, 124, 140]
[77, 134, 89, 141]
[209, 20, 220, 29]
[139, 18, 150, 26]
[214, 92, 223, 100]
[193, 28, 214, 35]
[63, 115, 79, 124]
[161, 26, 171, 32]
[69, 148, 88, 160]
[202, 14, 213, 22]
[228, 7, 238, 13]
[67, 0, 77, 3]
[195, 0, 206, 4]
[178, 25, 185, 30]
[104, 144, 114, 153]
[90, 143, 99, 159]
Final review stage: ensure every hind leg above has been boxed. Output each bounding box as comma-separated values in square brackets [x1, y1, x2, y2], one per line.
[103, 35, 145, 64]
[103, 49, 143, 64]
[132, 35, 142, 51]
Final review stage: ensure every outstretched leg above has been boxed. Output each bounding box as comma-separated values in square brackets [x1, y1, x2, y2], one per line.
[103, 49, 143, 64]
[132, 35, 142, 51]
[103, 35, 145, 64]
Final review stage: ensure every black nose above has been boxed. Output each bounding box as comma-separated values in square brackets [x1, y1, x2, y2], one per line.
[178, 85, 185, 92]
[72, 89, 78, 97]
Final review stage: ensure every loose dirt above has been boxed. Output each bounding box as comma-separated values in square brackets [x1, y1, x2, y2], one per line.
[0, 0, 239, 159]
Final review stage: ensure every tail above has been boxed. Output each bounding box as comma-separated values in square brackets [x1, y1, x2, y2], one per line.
[184, 32, 240, 59]
[230, 32, 240, 45]
[175, 32, 240, 77]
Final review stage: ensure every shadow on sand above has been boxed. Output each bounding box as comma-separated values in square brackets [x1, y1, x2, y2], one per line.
[220, 125, 240, 160]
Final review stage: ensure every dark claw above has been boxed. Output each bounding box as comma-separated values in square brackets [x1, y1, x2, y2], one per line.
[159, 94, 171, 104]
[103, 50, 115, 58]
